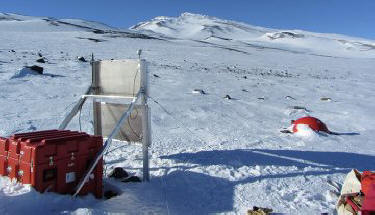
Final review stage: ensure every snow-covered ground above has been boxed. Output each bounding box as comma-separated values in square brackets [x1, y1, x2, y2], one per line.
[0, 12, 375, 214]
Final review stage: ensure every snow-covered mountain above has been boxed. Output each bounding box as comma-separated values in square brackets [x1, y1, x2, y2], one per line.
[132, 12, 375, 58]
[131, 13, 268, 39]
[0, 12, 116, 31]
[0, 12, 375, 214]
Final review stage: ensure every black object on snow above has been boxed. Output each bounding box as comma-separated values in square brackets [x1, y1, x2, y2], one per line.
[38, 52, 43, 57]
[122, 176, 141, 183]
[108, 167, 129, 179]
[78, 57, 87, 62]
[249, 206, 273, 213]
[292, 106, 308, 110]
[280, 129, 292, 134]
[321, 97, 332, 101]
[285, 95, 296, 100]
[224, 95, 232, 100]
[192, 89, 206, 95]
[77, 37, 106, 43]
[104, 190, 118, 199]
[36, 58, 45, 63]
[26, 65, 44, 74]
[87, 38, 105, 42]
[153, 74, 160, 78]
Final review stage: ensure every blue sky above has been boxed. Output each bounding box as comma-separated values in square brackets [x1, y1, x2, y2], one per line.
[1, 0, 374, 39]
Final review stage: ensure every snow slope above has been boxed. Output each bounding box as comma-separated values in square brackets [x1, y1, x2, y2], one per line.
[1, 12, 375, 214]
[132, 12, 375, 58]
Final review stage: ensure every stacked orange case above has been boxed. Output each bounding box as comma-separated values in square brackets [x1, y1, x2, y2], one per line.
[0, 130, 103, 198]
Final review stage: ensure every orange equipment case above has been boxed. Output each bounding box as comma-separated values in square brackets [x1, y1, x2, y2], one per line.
[0, 130, 103, 198]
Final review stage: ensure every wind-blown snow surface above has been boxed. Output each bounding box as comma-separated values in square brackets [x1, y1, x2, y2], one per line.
[0, 12, 375, 214]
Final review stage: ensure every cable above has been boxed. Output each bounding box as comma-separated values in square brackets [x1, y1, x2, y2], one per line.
[132, 63, 139, 97]
[77, 92, 90, 132]
[147, 95, 206, 144]
[148, 95, 210, 215]
[127, 110, 140, 139]
[147, 95, 229, 215]
[126, 61, 141, 139]
[78, 97, 87, 132]
[161, 169, 171, 215]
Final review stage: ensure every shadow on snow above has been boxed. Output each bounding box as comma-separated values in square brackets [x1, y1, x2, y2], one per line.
[156, 149, 375, 213]
[3, 149, 374, 214]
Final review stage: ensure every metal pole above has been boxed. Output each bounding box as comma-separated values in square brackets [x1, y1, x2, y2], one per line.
[142, 103, 150, 181]
[73, 90, 142, 197]
[139, 56, 150, 182]
[58, 86, 92, 130]
[59, 54, 94, 130]
[81, 94, 136, 100]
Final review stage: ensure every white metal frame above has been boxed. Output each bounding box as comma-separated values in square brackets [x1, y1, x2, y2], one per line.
[58, 53, 151, 197]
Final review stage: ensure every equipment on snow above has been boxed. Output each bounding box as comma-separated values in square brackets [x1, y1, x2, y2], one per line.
[336, 169, 375, 215]
[108, 167, 129, 179]
[281, 116, 359, 135]
[291, 116, 331, 134]
[59, 52, 152, 197]
[362, 171, 375, 196]
[0, 130, 103, 198]
[247, 206, 273, 215]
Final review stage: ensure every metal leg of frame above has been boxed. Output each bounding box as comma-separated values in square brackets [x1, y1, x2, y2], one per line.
[142, 103, 150, 182]
[73, 91, 142, 197]
[58, 86, 92, 130]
